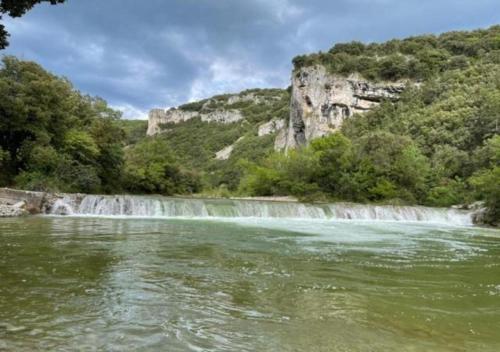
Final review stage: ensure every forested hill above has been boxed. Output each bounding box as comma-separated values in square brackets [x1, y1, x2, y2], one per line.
[293, 25, 500, 81]
[238, 26, 500, 224]
[0, 25, 499, 224]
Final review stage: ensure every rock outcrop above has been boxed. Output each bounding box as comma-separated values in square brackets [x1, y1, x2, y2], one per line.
[147, 90, 285, 136]
[146, 69, 406, 152]
[215, 137, 245, 160]
[284, 65, 406, 149]
[147, 108, 244, 136]
[215, 144, 235, 161]
[0, 188, 48, 217]
[0, 202, 28, 217]
[258, 119, 286, 137]
[0, 188, 80, 216]
[274, 129, 288, 151]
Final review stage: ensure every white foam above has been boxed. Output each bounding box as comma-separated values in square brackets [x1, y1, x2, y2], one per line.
[48, 195, 474, 226]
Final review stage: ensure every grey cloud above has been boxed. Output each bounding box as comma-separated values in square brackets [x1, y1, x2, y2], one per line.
[2, 0, 499, 118]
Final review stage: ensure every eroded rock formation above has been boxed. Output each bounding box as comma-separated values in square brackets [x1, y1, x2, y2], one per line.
[258, 119, 286, 137]
[147, 108, 244, 136]
[284, 65, 406, 149]
[147, 91, 284, 136]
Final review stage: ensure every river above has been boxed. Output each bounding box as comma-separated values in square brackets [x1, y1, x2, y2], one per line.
[0, 198, 499, 351]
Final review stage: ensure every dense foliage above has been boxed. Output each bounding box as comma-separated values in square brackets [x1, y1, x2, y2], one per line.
[293, 25, 500, 81]
[0, 0, 65, 49]
[242, 27, 500, 224]
[153, 89, 290, 190]
[2, 25, 499, 223]
[0, 56, 198, 195]
[123, 138, 201, 195]
[118, 119, 148, 146]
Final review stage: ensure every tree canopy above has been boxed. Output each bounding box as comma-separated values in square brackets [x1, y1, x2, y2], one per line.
[293, 25, 500, 81]
[0, 56, 199, 195]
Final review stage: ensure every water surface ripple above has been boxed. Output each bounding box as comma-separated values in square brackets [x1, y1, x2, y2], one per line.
[0, 217, 499, 351]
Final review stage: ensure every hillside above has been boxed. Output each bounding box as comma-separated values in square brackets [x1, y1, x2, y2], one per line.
[0, 26, 498, 224]
[293, 25, 500, 81]
[146, 88, 290, 190]
[238, 25, 499, 223]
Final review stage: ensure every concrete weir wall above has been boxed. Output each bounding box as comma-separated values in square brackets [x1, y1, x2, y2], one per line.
[0, 188, 47, 215]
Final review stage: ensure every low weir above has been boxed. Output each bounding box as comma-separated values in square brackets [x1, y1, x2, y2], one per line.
[49, 194, 474, 226]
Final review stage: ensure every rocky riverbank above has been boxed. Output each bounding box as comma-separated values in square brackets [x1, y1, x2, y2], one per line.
[0, 201, 28, 217]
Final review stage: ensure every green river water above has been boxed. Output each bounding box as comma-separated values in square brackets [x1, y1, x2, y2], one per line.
[0, 216, 499, 351]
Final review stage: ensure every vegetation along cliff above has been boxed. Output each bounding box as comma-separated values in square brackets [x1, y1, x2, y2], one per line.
[1, 26, 499, 224]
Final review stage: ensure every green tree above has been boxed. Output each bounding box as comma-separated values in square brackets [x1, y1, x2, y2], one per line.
[310, 133, 353, 196]
[352, 132, 430, 202]
[0, 56, 126, 193]
[123, 138, 200, 195]
[470, 167, 500, 225]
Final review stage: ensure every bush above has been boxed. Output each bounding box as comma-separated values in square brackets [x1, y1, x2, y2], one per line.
[123, 138, 201, 195]
[469, 167, 500, 225]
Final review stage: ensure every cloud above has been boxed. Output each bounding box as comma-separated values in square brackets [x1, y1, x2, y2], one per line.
[111, 104, 149, 120]
[188, 56, 288, 102]
[1, 0, 499, 119]
[255, 0, 304, 23]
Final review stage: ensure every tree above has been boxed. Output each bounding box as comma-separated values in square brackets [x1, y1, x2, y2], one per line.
[123, 138, 201, 195]
[1, 0, 65, 49]
[0, 56, 126, 193]
[310, 133, 353, 195]
[352, 132, 431, 202]
[470, 167, 500, 225]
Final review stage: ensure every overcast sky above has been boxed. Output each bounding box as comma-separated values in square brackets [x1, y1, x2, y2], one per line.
[2, 0, 499, 119]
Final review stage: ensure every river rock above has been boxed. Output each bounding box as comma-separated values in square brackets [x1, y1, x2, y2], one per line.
[0, 201, 28, 217]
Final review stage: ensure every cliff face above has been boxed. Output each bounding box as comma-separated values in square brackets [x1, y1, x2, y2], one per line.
[146, 68, 407, 152]
[284, 66, 406, 149]
[147, 108, 244, 136]
[147, 91, 285, 136]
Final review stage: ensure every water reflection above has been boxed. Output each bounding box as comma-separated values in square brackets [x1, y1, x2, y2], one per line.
[0, 217, 499, 351]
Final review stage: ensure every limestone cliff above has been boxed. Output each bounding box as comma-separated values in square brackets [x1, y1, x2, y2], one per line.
[146, 68, 406, 154]
[147, 90, 286, 136]
[284, 65, 406, 149]
[147, 108, 243, 135]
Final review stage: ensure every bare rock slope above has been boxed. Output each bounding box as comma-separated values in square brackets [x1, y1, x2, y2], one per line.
[284, 65, 406, 149]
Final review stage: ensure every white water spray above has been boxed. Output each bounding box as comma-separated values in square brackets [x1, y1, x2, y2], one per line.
[48, 195, 474, 226]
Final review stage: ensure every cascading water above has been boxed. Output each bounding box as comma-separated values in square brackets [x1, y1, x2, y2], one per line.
[48, 194, 474, 226]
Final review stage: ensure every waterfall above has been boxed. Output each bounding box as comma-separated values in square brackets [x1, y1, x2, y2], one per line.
[47, 194, 474, 226]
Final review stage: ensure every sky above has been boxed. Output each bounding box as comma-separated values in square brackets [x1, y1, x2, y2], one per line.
[2, 0, 499, 119]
